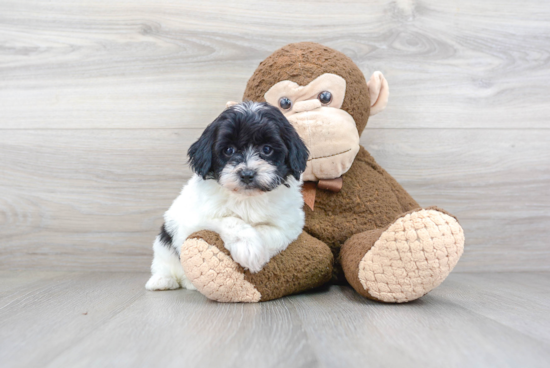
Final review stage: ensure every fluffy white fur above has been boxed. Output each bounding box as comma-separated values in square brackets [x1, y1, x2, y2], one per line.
[145, 174, 305, 291]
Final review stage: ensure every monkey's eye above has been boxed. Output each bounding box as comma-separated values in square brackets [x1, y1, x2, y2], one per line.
[262, 145, 273, 156]
[223, 147, 235, 156]
[318, 91, 332, 105]
[279, 97, 292, 110]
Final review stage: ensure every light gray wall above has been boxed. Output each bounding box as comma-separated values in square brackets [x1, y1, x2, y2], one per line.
[1, 0, 548, 272]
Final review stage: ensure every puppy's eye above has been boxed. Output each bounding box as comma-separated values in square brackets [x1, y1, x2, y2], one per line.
[279, 97, 292, 110]
[223, 147, 235, 156]
[262, 145, 273, 156]
[318, 91, 332, 105]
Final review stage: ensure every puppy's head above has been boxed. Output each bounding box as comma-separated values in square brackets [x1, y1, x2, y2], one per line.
[188, 101, 309, 195]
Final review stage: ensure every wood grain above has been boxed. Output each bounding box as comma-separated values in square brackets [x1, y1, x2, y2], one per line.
[0, 128, 548, 272]
[0, 0, 549, 129]
[1, 0, 549, 272]
[1, 271, 549, 368]
[0, 272, 146, 368]
[435, 273, 550, 345]
[47, 285, 318, 368]
[290, 280, 550, 368]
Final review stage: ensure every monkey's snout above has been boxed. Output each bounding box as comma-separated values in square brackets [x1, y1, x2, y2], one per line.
[293, 99, 322, 113]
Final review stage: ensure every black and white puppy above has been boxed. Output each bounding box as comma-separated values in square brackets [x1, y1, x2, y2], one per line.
[146, 101, 309, 291]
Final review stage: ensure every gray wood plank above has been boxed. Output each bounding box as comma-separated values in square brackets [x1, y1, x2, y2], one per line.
[432, 273, 550, 345]
[1, 129, 548, 272]
[0, 0, 549, 129]
[1, 272, 549, 368]
[45, 283, 318, 368]
[289, 277, 550, 368]
[0, 270, 69, 296]
[0, 129, 194, 272]
[0, 272, 146, 368]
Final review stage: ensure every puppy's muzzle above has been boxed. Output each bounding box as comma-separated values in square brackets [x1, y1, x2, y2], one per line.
[239, 169, 256, 184]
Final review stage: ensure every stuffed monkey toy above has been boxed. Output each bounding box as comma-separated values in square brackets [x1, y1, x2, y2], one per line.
[180, 42, 464, 303]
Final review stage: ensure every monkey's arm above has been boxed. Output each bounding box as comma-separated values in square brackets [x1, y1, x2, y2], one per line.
[180, 230, 333, 302]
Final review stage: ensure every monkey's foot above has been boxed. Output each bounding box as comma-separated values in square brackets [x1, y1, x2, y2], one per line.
[181, 231, 261, 302]
[341, 207, 464, 303]
[181, 230, 333, 303]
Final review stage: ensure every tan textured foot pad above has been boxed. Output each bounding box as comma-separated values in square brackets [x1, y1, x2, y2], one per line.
[359, 209, 464, 303]
[181, 238, 261, 303]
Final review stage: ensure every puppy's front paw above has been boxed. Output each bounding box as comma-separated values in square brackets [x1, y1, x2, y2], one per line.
[230, 241, 270, 273]
[145, 274, 181, 291]
[226, 229, 269, 273]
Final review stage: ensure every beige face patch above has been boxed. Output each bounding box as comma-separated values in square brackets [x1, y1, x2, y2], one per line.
[264, 73, 359, 181]
[287, 108, 359, 181]
[265, 73, 347, 111]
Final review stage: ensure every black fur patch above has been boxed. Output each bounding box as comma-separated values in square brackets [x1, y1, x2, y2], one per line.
[159, 224, 173, 247]
[158, 224, 180, 257]
[187, 101, 309, 187]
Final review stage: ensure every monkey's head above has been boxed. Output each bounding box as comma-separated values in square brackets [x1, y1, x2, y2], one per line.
[239, 42, 388, 181]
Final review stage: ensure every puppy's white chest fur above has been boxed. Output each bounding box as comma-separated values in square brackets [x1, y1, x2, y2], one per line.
[163, 175, 304, 275]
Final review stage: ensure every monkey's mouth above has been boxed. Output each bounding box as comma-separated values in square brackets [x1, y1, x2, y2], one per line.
[307, 148, 352, 161]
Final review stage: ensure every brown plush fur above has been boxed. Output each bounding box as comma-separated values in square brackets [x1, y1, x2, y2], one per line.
[340, 228, 385, 301]
[305, 146, 420, 281]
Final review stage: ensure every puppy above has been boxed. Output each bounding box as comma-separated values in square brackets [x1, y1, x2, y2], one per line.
[146, 101, 309, 291]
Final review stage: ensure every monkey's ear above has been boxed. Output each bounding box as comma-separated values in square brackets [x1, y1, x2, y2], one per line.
[188, 122, 218, 179]
[367, 71, 389, 116]
[225, 101, 238, 108]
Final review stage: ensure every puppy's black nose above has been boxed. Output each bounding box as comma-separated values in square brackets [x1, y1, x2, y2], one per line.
[239, 169, 256, 184]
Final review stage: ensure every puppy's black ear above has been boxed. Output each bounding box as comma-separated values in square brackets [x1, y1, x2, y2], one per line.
[188, 120, 218, 179]
[287, 130, 309, 180]
[277, 116, 309, 181]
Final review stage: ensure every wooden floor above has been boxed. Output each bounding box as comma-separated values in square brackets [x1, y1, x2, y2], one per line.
[1, 271, 549, 368]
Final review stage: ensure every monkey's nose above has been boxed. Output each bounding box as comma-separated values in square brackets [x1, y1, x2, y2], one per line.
[239, 169, 256, 184]
[293, 99, 322, 113]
